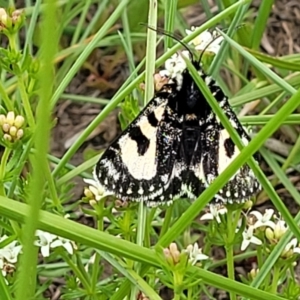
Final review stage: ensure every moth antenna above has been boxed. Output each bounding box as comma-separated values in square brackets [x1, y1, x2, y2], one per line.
[197, 31, 223, 66]
[140, 22, 194, 61]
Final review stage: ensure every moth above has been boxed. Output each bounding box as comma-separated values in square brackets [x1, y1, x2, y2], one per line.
[93, 33, 261, 206]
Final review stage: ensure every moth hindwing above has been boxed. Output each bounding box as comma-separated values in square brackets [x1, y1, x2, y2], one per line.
[94, 53, 261, 206]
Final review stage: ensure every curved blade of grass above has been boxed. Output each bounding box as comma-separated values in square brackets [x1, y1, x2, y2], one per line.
[209, 1, 250, 77]
[0, 272, 12, 300]
[56, 154, 101, 186]
[22, 0, 41, 57]
[0, 196, 287, 300]
[239, 115, 300, 125]
[261, 147, 300, 205]
[164, 0, 178, 50]
[51, 0, 129, 107]
[250, 0, 275, 50]
[0, 196, 158, 265]
[144, 0, 157, 105]
[15, 0, 58, 298]
[230, 75, 300, 106]
[99, 251, 162, 300]
[216, 29, 297, 95]
[246, 48, 300, 71]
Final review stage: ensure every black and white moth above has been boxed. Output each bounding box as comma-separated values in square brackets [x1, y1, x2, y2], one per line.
[93, 47, 261, 206]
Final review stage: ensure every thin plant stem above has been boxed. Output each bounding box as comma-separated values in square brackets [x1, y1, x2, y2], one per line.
[60, 252, 92, 293]
[0, 148, 11, 196]
[17, 76, 35, 128]
[131, 201, 147, 300]
[0, 82, 14, 111]
[225, 208, 236, 300]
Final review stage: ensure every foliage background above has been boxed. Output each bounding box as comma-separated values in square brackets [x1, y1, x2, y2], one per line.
[0, 0, 299, 299]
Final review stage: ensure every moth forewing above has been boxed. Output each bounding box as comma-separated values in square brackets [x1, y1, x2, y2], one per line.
[94, 89, 184, 204]
[185, 57, 261, 202]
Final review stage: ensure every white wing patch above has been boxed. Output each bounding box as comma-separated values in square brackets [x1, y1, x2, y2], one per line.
[217, 129, 240, 175]
[118, 102, 167, 181]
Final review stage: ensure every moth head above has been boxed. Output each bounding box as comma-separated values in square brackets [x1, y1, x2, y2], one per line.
[141, 24, 224, 89]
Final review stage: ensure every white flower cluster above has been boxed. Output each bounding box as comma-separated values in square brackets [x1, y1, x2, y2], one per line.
[0, 111, 25, 142]
[186, 27, 223, 55]
[34, 230, 75, 257]
[163, 242, 209, 267]
[83, 178, 113, 205]
[184, 243, 209, 265]
[0, 230, 75, 284]
[0, 236, 22, 279]
[240, 209, 300, 253]
[159, 27, 224, 82]
[201, 206, 300, 257]
[200, 204, 228, 224]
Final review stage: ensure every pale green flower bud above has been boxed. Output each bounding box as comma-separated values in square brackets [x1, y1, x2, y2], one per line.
[89, 199, 97, 207]
[273, 220, 287, 240]
[6, 111, 15, 125]
[16, 128, 23, 139]
[3, 133, 12, 141]
[281, 248, 293, 258]
[0, 8, 8, 26]
[84, 187, 94, 199]
[14, 115, 25, 128]
[265, 228, 274, 242]
[169, 243, 180, 264]
[249, 268, 259, 280]
[9, 125, 17, 137]
[11, 10, 22, 23]
[11, 9, 24, 30]
[243, 200, 253, 210]
[0, 114, 6, 125]
[2, 123, 10, 132]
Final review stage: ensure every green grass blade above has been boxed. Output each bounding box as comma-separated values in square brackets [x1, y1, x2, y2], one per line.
[99, 251, 162, 300]
[250, 0, 275, 50]
[0, 196, 288, 300]
[164, 0, 178, 50]
[217, 29, 297, 95]
[51, 0, 129, 107]
[15, 0, 58, 298]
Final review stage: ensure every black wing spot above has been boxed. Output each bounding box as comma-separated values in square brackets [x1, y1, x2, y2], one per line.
[224, 137, 235, 158]
[147, 111, 159, 127]
[129, 126, 150, 156]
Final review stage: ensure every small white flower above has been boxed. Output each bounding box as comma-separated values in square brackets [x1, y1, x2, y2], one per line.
[0, 237, 22, 263]
[35, 230, 57, 257]
[185, 27, 223, 54]
[273, 220, 287, 240]
[51, 237, 74, 255]
[292, 240, 300, 255]
[160, 51, 190, 81]
[280, 238, 300, 258]
[200, 204, 227, 223]
[185, 243, 209, 265]
[83, 178, 113, 201]
[241, 226, 262, 251]
[250, 209, 275, 229]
